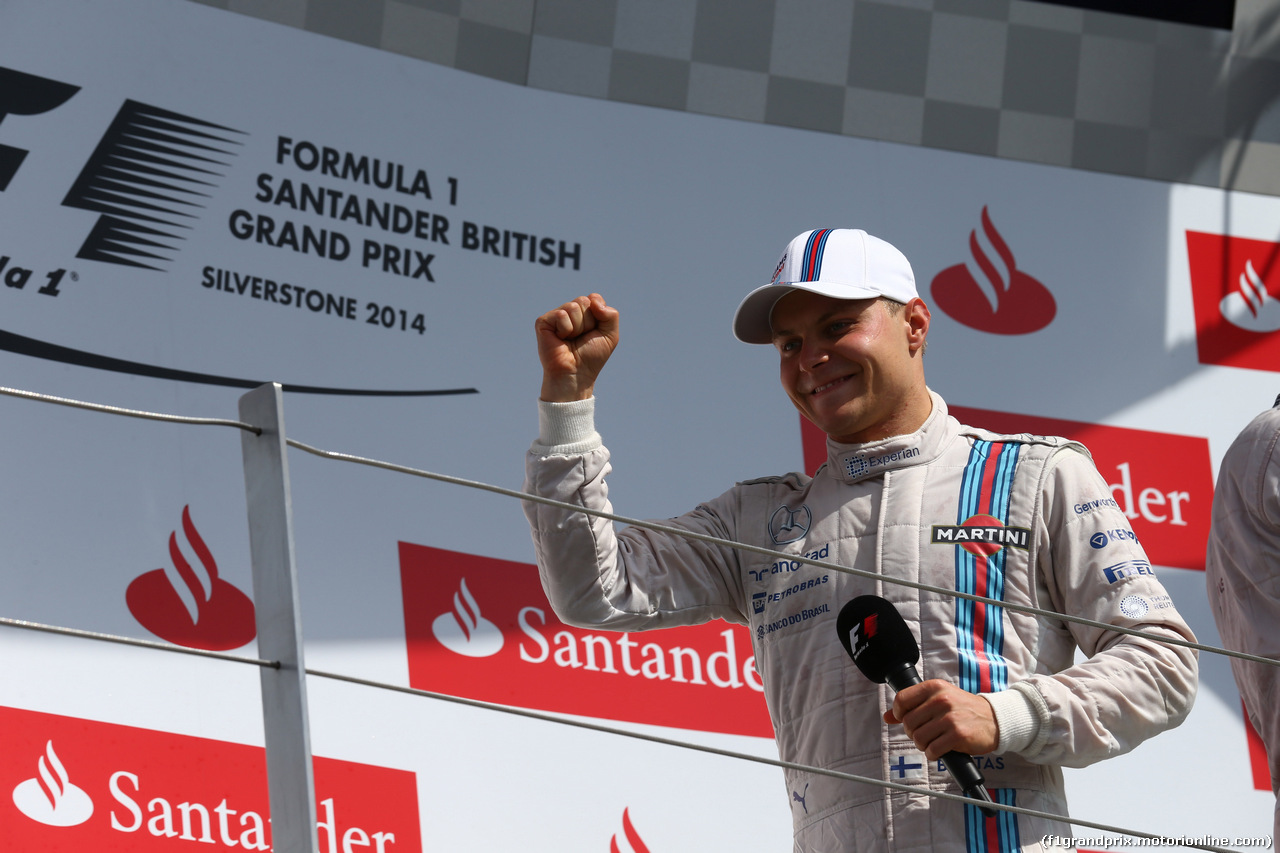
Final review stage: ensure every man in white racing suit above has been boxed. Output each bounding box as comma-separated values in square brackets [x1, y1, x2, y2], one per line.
[524, 229, 1198, 853]
[1206, 395, 1280, 837]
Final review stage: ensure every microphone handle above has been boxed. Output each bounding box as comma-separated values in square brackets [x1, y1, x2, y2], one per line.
[886, 664, 999, 818]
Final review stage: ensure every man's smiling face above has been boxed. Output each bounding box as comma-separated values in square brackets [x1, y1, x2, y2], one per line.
[770, 290, 930, 444]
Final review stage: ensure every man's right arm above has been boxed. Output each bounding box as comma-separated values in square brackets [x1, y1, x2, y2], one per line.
[524, 294, 745, 631]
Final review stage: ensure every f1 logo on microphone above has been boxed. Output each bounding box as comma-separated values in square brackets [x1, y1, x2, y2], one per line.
[0, 68, 80, 191]
[851, 613, 878, 659]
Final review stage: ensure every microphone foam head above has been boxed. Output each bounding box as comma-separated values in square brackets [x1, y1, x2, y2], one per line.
[835, 595, 920, 683]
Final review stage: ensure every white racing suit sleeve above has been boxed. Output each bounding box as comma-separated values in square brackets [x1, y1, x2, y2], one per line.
[1012, 447, 1199, 767]
[523, 398, 747, 631]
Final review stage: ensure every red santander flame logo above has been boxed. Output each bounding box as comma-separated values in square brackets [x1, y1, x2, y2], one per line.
[1186, 231, 1280, 372]
[610, 807, 651, 853]
[1223, 259, 1280, 331]
[126, 506, 256, 651]
[400, 543, 770, 737]
[432, 578, 504, 657]
[2, 706, 422, 852]
[11, 740, 94, 827]
[931, 207, 1055, 334]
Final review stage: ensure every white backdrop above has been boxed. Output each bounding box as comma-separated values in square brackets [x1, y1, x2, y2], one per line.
[0, 0, 1277, 849]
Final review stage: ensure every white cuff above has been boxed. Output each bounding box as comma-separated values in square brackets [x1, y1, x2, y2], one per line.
[983, 686, 1045, 755]
[531, 397, 602, 455]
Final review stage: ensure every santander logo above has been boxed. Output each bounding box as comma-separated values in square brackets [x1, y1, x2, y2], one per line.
[931, 207, 1055, 334]
[126, 505, 256, 651]
[610, 807, 651, 853]
[1219, 258, 1280, 332]
[3, 706, 422, 852]
[432, 578, 504, 657]
[1186, 231, 1280, 372]
[12, 741, 93, 827]
[400, 543, 771, 737]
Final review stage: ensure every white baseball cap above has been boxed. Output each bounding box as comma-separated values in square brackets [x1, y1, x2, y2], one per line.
[732, 228, 918, 344]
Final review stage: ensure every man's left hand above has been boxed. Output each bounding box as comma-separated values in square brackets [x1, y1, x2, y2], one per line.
[883, 679, 999, 759]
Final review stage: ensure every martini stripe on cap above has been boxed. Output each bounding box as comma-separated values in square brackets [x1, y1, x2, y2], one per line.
[803, 228, 832, 282]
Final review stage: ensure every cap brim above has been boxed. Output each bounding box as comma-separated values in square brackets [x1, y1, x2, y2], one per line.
[732, 280, 888, 344]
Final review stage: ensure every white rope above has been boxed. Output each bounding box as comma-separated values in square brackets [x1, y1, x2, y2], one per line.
[0, 611, 1240, 851]
[305, 666, 1239, 853]
[0, 385, 260, 433]
[0, 384, 1267, 851]
[284, 437, 1280, 671]
[0, 616, 278, 667]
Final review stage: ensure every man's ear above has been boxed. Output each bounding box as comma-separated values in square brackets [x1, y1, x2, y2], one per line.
[905, 298, 930, 354]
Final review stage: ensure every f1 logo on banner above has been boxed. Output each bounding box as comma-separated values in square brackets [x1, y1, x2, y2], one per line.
[399, 543, 771, 738]
[0, 67, 80, 192]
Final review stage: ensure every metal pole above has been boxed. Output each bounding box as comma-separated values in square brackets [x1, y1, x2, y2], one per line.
[239, 382, 318, 853]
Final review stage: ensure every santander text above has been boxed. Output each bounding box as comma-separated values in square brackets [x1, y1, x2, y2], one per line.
[517, 607, 762, 692]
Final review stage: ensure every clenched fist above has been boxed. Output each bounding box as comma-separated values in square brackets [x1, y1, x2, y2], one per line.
[535, 293, 620, 402]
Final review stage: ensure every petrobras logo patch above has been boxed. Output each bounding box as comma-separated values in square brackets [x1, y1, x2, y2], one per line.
[765, 574, 830, 607]
[0, 706, 421, 852]
[1103, 559, 1155, 584]
[843, 445, 920, 479]
[399, 542, 771, 738]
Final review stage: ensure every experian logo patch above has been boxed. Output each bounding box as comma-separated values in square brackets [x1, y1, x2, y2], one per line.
[844, 446, 920, 479]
